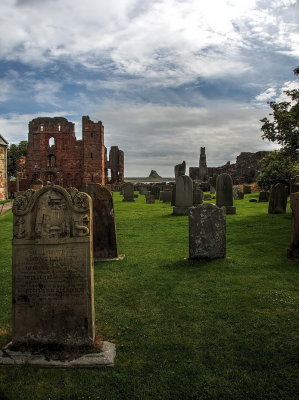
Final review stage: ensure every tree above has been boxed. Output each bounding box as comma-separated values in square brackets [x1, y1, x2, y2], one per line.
[7, 140, 28, 177]
[260, 66, 299, 159]
[257, 151, 299, 190]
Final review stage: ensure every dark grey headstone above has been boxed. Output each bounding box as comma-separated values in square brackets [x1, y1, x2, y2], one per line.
[216, 173, 236, 214]
[268, 183, 288, 214]
[122, 182, 134, 202]
[259, 191, 270, 202]
[287, 192, 299, 260]
[189, 203, 226, 259]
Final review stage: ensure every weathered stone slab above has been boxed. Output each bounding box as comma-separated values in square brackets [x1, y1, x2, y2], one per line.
[189, 203, 226, 259]
[268, 183, 288, 214]
[173, 175, 193, 215]
[193, 188, 203, 205]
[0, 341, 115, 368]
[145, 192, 155, 203]
[287, 192, 299, 261]
[160, 191, 172, 203]
[233, 188, 244, 200]
[12, 186, 95, 347]
[122, 182, 134, 201]
[151, 186, 160, 200]
[81, 184, 119, 261]
[216, 173, 236, 214]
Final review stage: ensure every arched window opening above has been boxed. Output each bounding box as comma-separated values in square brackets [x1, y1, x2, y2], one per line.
[91, 132, 94, 137]
[47, 154, 56, 167]
[90, 152, 93, 158]
[40, 125, 44, 131]
[58, 124, 61, 132]
[91, 174, 94, 182]
[49, 137, 55, 147]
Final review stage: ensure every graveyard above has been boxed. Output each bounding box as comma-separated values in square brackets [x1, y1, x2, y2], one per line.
[0, 189, 297, 400]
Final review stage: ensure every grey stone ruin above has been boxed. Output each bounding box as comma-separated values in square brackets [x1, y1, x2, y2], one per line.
[81, 184, 122, 261]
[122, 182, 134, 202]
[216, 173, 236, 214]
[174, 161, 186, 180]
[193, 186, 203, 205]
[173, 175, 193, 216]
[189, 203, 226, 259]
[287, 192, 299, 261]
[259, 191, 270, 202]
[1, 186, 115, 367]
[268, 183, 288, 214]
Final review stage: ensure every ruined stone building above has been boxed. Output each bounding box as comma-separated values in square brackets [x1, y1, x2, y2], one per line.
[0, 134, 8, 200]
[189, 148, 269, 184]
[16, 116, 124, 191]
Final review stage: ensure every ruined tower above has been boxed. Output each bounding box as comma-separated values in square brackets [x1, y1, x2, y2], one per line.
[199, 147, 208, 181]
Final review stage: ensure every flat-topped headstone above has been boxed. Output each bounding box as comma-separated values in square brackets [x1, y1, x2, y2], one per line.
[122, 182, 134, 202]
[216, 173, 236, 214]
[287, 192, 299, 261]
[173, 175, 193, 215]
[160, 191, 172, 203]
[268, 183, 288, 214]
[81, 184, 120, 261]
[151, 186, 160, 199]
[12, 186, 95, 347]
[189, 203, 226, 259]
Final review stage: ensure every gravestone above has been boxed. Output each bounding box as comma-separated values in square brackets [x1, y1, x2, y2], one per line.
[151, 185, 161, 200]
[173, 175, 193, 215]
[189, 203, 226, 259]
[193, 187, 203, 205]
[268, 183, 288, 214]
[216, 174, 236, 214]
[171, 185, 176, 206]
[12, 186, 94, 347]
[139, 186, 148, 195]
[31, 179, 43, 191]
[160, 191, 172, 203]
[81, 184, 120, 261]
[259, 191, 270, 202]
[145, 192, 155, 203]
[122, 182, 134, 201]
[243, 185, 251, 194]
[203, 194, 212, 201]
[233, 187, 244, 200]
[287, 192, 299, 261]
[210, 186, 216, 194]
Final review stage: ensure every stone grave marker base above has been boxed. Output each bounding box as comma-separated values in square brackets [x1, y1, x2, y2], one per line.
[95, 254, 125, 262]
[0, 341, 115, 368]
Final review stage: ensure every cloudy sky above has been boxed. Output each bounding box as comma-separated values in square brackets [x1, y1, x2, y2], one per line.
[0, 0, 298, 176]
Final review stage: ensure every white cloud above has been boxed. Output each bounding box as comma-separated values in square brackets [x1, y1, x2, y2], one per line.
[255, 87, 277, 102]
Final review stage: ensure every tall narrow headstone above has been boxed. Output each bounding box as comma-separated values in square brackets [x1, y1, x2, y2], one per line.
[268, 183, 288, 214]
[12, 186, 95, 347]
[193, 187, 203, 205]
[287, 192, 299, 261]
[122, 182, 134, 201]
[216, 173, 236, 214]
[81, 184, 120, 261]
[189, 203, 226, 259]
[173, 175, 193, 215]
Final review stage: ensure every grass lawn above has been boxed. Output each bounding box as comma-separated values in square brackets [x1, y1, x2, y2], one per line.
[0, 192, 298, 400]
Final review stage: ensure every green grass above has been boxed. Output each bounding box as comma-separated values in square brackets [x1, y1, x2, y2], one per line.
[0, 193, 298, 400]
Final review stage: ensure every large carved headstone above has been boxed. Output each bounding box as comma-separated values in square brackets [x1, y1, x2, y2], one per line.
[287, 192, 299, 261]
[268, 183, 288, 214]
[189, 203, 226, 259]
[81, 184, 118, 261]
[12, 186, 95, 347]
[122, 182, 134, 202]
[173, 175, 193, 215]
[216, 173, 236, 214]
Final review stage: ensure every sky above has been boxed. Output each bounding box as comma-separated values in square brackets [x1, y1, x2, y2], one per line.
[0, 0, 298, 177]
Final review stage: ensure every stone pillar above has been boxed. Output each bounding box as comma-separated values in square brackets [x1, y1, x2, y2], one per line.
[288, 192, 299, 260]
[174, 161, 186, 180]
[216, 173, 236, 214]
[199, 147, 208, 181]
[189, 203, 226, 259]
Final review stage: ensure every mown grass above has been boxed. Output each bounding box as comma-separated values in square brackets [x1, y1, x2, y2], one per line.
[0, 192, 298, 400]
